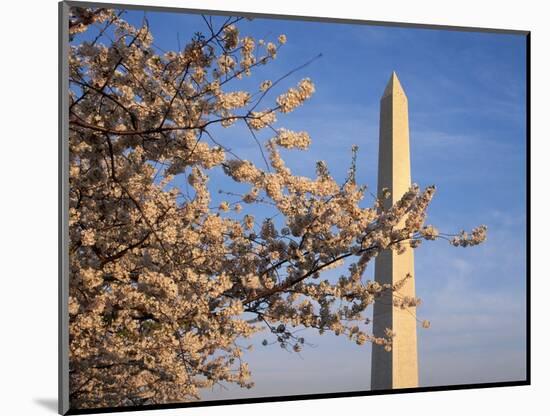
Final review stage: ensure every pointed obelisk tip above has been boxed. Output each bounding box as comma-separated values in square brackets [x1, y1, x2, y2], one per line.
[382, 71, 406, 99]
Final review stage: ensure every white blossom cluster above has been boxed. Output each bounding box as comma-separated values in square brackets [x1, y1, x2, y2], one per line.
[276, 78, 315, 113]
[450, 225, 488, 247]
[273, 128, 311, 149]
[68, 7, 487, 409]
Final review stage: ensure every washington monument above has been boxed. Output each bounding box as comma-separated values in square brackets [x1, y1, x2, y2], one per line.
[371, 72, 419, 390]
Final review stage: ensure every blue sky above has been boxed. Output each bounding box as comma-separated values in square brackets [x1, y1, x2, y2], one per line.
[75, 8, 527, 399]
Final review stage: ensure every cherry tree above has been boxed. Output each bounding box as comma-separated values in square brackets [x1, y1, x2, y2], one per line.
[67, 7, 487, 408]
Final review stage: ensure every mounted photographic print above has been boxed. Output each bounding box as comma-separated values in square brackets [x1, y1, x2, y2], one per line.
[59, 1, 530, 414]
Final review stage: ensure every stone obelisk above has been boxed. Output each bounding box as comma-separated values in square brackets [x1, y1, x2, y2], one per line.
[370, 71, 418, 390]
